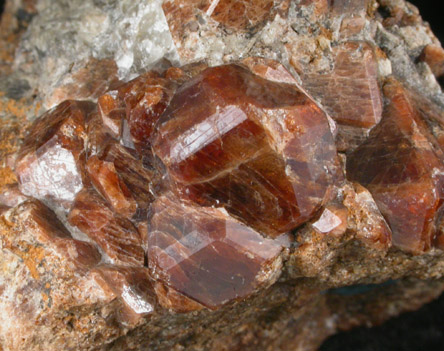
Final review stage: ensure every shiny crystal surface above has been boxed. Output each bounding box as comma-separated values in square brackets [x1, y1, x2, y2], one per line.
[97, 71, 175, 154]
[147, 194, 283, 309]
[68, 188, 145, 266]
[11, 52, 444, 316]
[93, 265, 156, 316]
[301, 41, 382, 128]
[347, 79, 444, 253]
[153, 63, 343, 237]
[15, 100, 95, 208]
[13, 199, 101, 270]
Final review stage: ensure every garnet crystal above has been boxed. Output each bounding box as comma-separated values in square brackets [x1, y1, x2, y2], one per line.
[153, 63, 343, 237]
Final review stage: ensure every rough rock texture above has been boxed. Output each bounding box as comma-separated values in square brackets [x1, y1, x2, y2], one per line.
[2, 1, 444, 351]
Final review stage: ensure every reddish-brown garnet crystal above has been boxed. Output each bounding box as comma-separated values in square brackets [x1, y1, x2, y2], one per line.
[147, 194, 284, 309]
[15, 100, 95, 209]
[14, 56, 444, 318]
[153, 63, 343, 237]
[68, 187, 145, 266]
[347, 79, 444, 253]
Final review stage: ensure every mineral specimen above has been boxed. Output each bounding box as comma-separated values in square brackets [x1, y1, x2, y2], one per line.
[2, 0, 444, 350]
[15, 100, 95, 209]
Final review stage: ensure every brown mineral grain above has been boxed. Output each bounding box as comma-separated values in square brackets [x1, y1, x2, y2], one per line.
[15, 100, 95, 208]
[92, 265, 157, 323]
[420, 44, 444, 78]
[347, 79, 444, 253]
[98, 71, 175, 154]
[86, 155, 138, 218]
[68, 187, 145, 266]
[298, 41, 383, 150]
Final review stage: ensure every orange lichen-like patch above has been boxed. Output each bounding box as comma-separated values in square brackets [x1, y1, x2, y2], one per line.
[0, 215, 46, 280]
[0, 97, 41, 120]
[0, 98, 33, 191]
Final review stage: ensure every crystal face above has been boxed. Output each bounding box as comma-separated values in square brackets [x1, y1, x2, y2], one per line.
[68, 188, 145, 266]
[147, 194, 283, 309]
[153, 64, 343, 237]
[301, 41, 382, 129]
[97, 71, 175, 154]
[11, 55, 444, 315]
[15, 100, 95, 208]
[347, 79, 444, 253]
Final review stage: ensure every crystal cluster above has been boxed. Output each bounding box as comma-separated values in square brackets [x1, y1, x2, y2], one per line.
[11, 59, 342, 313]
[8, 52, 444, 318]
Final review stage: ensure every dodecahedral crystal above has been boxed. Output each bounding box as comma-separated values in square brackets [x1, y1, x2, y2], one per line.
[147, 194, 284, 309]
[15, 100, 95, 209]
[347, 79, 444, 253]
[153, 63, 343, 237]
[4, 0, 444, 350]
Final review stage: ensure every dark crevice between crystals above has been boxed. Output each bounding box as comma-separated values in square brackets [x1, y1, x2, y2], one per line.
[0, 0, 5, 19]
[327, 280, 397, 296]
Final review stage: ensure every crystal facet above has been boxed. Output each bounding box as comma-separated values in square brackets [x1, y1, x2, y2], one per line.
[147, 194, 284, 309]
[68, 188, 145, 266]
[347, 79, 444, 253]
[153, 64, 343, 237]
[15, 100, 95, 208]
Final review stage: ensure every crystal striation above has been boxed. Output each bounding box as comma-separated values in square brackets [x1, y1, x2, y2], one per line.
[15, 100, 95, 209]
[347, 78, 444, 253]
[147, 194, 284, 309]
[153, 63, 343, 237]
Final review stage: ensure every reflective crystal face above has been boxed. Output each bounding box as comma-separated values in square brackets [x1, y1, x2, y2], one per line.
[16, 56, 444, 314]
[93, 265, 156, 316]
[68, 188, 145, 266]
[147, 194, 284, 309]
[347, 79, 444, 253]
[15, 100, 95, 208]
[97, 71, 175, 154]
[153, 64, 343, 237]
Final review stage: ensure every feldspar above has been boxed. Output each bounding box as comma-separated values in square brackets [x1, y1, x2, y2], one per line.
[3, 0, 444, 350]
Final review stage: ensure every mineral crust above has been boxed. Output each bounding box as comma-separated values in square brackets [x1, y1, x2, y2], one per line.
[2, 0, 444, 351]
